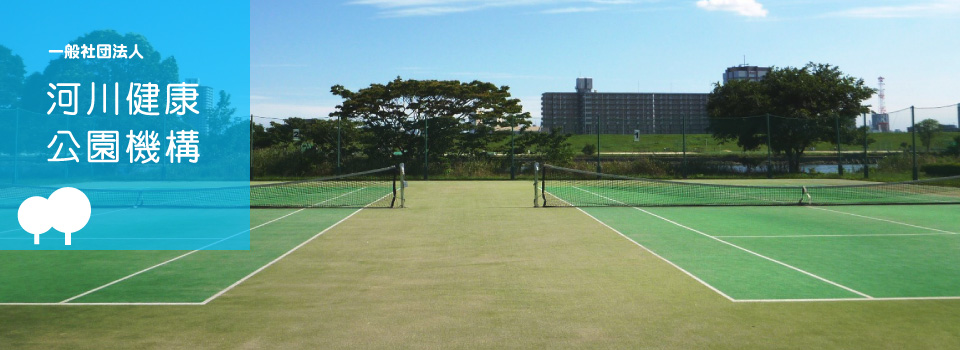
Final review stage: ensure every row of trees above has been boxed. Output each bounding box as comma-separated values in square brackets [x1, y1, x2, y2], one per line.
[253, 77, 575, 177]
[259, 63, 918, 176]
[706, 63, 876, 173]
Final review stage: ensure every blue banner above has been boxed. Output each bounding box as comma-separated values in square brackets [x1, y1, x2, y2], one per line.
[0, 1, 250, 250]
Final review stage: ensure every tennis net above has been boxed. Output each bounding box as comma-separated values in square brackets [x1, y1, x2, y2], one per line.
[0, 165, 402, 209]
[538, 164, 960, 207]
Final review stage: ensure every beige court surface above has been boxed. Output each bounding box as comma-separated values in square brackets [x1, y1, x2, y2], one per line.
[2, 181, 960, 349]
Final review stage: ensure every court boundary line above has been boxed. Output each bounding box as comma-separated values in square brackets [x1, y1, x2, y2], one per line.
[0, 207, 366, 307]
[56, 204, 321, 304]
[1, 188, 372, 306]
[562, 187, 874, 300]
[715, 232, 956, 239]
[566, 205, 736, 302]
[546, 186, 960, 302]
[544, 191, 734, 301]
[200, 207, 366, 305]
[629, 207, 875, 298]
[735, 296, 960, 303]
[806, 206, 959, 235]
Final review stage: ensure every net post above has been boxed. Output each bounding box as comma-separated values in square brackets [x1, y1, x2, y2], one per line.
[399, 163, 406, 208]
[541, 164, 548, 206]
[391, 165, 398, 208]
[533, 162, 540, 207]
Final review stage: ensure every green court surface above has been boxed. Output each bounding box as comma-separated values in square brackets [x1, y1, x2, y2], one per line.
[578, 204, 960, 301]
[0, 207, 361, 304]
[4, 181, 960, 349]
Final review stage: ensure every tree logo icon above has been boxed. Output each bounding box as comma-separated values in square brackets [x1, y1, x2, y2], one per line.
[17, 187, 92, 246]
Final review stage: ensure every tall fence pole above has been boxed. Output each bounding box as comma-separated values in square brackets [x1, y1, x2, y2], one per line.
[911, 106, 918, 180]
[249, 114, 253, 181]
[766, 114, 773, 179]
[510, 121, 516, 180]
[596, 115, 601, 174]
[14, 108, 20, 184]
[681, 113, 687, 179]
[337, 115, 342, 175]
[424, 117, 429, 180]
[862, 112, 869, 179]
[835, 113, 844, 176]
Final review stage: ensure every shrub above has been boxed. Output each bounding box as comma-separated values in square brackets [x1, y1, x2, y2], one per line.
[921, 163, 960, 177]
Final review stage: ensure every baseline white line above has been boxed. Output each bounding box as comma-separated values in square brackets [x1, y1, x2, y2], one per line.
[715, 232, 956, 239]
[566, 204, 736, 302]
[57, 208, 305, 304]
[202, 191, 393, 304]
[201, 207, 366, 304]
[56, 188, 368, 304]
[0, 302, 204, 306]
[568, 186, 873, 299]
[806, 206, 959, 235]
[735, 296, 960, 303]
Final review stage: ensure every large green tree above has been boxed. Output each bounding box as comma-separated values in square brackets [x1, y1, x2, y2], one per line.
[706, 63, 875, 172]
[914, 118, 941, 152]
[0, 45, 25, 108]
[330, 77, 531, 168]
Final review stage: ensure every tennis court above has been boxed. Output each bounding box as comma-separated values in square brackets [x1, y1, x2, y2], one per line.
[540, 164, 960, 302]
[0, 167, 403, 305]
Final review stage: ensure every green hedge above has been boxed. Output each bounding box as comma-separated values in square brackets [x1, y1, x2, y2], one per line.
[921, 163, 960, 177]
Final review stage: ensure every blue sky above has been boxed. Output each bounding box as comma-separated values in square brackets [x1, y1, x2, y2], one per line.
[253, 0, 960, 131]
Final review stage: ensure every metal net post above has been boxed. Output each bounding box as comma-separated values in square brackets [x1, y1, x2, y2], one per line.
[399, 163, 406, 208]
[533, 162, 540, 208]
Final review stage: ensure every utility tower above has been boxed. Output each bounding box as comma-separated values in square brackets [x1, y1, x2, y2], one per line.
[877, 77, 886, 114]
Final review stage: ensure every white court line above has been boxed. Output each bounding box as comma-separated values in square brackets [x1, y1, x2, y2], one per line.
[0, 302, 203, 306]
[558, 203, 736, 301]
[56, 206, 312, 304]
[806, 206, 959, 235]
[201, 207, 365, 304]
[544, 191, 734, 301]
[202, 191, 393, 305]
[715, 232, 957, 239]
[53, 188, 368, 305]
[735, 296, 960, 303]
[566, 186, 873, 300]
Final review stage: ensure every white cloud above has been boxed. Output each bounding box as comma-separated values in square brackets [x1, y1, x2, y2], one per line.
[542, 6, 602, 14]
[695, 0, 768, 17]
[348, 0, 655, 17]
[825, 1, 960, 19]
